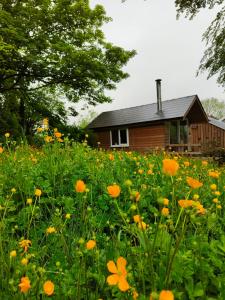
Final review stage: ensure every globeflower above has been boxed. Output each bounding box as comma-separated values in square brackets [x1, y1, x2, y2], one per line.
[19, 239, 31, 252]
[208, 171, 220, 179]
[35, 188, 42, 197]
[75, 180, 86, 193]
[162, 159, 179, 176]
[46, 227, 56, 234]
[54, 132, 62, 138]
[159, 290, 174, 300]
[86, 240, 96, 250]
[10, 250, 17, 258]
[178, 199, 193, 208]
[18, 276, 31, 293]
[161, 207, 169, 216]
[5, 132, 10, 138]
[107, 257, 130, 292]
[0, 147, 3, 154]
[107, 184, 121, 198]
[186, 177, 203, 189]
[43, 280, 54, 296]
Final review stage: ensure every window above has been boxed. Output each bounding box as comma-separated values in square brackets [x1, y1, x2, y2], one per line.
[110, 129, 129, 147]
[169, 120, 188, 144]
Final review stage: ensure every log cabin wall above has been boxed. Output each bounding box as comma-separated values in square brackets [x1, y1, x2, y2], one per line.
[190, 123, 225, 150]
[95, 123, 166, 152]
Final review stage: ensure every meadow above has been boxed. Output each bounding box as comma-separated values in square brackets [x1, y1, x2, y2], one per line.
[0, 131, 225, 300]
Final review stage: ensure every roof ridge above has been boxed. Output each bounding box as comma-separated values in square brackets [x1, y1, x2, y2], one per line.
[100, 95, 197, 114]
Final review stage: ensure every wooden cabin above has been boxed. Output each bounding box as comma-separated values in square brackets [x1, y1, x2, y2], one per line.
[88, 80, 225, 153]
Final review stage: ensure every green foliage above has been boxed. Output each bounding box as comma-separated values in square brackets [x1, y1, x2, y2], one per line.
[0, 0, 135, 135]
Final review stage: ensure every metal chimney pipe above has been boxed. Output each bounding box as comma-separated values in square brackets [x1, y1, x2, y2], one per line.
[156, 79, 162, 113]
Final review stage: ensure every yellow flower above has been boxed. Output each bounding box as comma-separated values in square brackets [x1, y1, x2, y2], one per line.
[161, 207, 169, 216]
[46, 227, 56, 234]
[138, 169, 144, 174]
[210, 184, 217, 191]
[133, 290, 139, 299]
[43, 280, 54, 296]
[213, 198, 219, 203]
[65, 213, 71, 219]
[159, 290, 174, 300]
[43, 118, 49, 126]
[10, 250, 17, 258]
[178, 199, 194, 208]
[19, 240, 31, 252]
[109, 154, 114, 161]
[37, 127, 43, 133]
[193, 194, 199, 200]
[202, 160, 208, 166]
[208, 171, 220, 178]
[147, 169, 153, 175]
[18, 276, 31, 293]
[162, 159, 179, 176]
[21, 258, 29, 265]
[54, 132, 62, 138]
[35, 189, 42, 197]
[75, 180, 86, 193]
[138, 221, 147, 230]
[11, 188, 16, 193]
[125, 179, 132, 186]
[107, 257, 130, 292]
[5, 133, 10, 138]
[163, 198, 169, 206]
[214, 191, 221, 196]
[107, 185, 121, 198]
[86, 240, 96, 250]
[186, 177, 203, 189]
[44, 136, 52, 143]
[184, 161, 190, 167]
[217, 204, 222, 209]
[133, 215, 141, 223]
[26, 198, 32, 205]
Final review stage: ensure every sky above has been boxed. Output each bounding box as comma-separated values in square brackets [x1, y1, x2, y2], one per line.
[75, 0, 224, 123]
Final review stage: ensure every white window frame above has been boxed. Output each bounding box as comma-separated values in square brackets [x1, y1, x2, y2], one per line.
[110, 128, 129, 147]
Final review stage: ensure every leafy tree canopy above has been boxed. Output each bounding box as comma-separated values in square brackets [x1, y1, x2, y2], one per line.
[0, 0, 135, 136]
[201, 97, 225, 119]
[175, 0, 225, 87]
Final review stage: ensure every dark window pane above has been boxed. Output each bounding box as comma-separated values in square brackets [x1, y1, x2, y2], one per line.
[170, 121, 178, 144]
[120, 129, 127, 144]
[111, 130, 119, 145]
[180, 120, 188, 144]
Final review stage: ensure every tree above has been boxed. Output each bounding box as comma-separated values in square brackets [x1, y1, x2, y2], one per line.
[175, 0, 225, 88]
[201, 97, 225, 119]
[0, 0, 135, 136]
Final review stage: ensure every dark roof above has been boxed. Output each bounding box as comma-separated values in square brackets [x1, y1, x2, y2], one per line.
[88, 95, 197, 129]
[209, 117, 225, 130]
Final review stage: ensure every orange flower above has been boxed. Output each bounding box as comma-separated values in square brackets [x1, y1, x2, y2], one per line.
[178, 199, 193, 208]
[133, 290, 139, 299]
[75, 180, 86, 193]
[19, 239, 31, 252]
[202, 160, 208, 166]
[0, 147, 3, 154]
[161, 207, 169, 216]
[208, 171, 220, 178]
[35, 188, 42, 197]
[109, 154, 114, 160]
[159, 290, 174, 300]
[133, 215, 141, 223]
[184, 161, 190, 167]
[186, 177, 203, 189]
[107, 185, 121, 198]
[107, 257, 130, 292]
[44, 136, 53, 143]
[43, 280, 54, 296]
[163, 198, 169, 206]
[138, 221, 147, 230]
[54, 132, 62, 138]
[162, 159, 179, 176]
[18, 276, 31, 293]
[86, 240, 96, 250]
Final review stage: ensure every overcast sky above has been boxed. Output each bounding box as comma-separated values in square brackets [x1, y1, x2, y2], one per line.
[75, 0, 224, 122]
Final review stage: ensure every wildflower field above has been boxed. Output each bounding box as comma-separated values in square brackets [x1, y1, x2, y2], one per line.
[1, 135, 225, 300]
